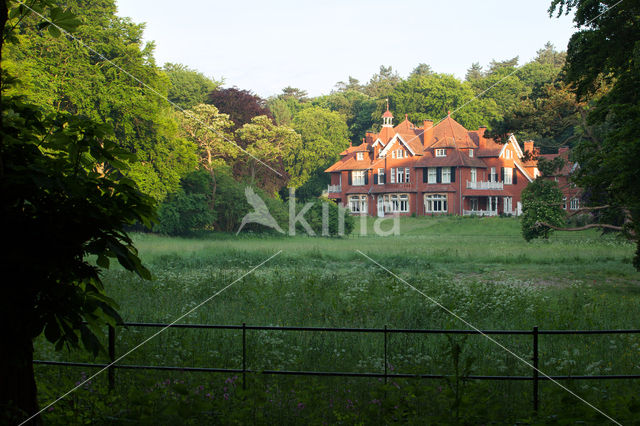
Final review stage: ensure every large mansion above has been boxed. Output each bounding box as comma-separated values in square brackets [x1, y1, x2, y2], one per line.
[325, 108, 540, 217]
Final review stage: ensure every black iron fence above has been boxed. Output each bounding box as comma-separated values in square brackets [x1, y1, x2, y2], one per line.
[34, 322, 640, 412]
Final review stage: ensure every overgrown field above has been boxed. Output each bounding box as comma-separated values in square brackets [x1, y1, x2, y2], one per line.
[33, 216, 640, 424]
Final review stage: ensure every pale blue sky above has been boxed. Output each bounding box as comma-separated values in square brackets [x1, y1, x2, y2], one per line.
[115, 0, 576, 98]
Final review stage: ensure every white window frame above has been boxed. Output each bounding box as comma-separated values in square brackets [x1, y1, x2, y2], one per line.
[435, 149, 446, 157]
[469, 149, 474, 158]
[428, 168, 437, 184]
[442, 167, 451, 184]
[562, 197, 567, 210]
[383, 193, 409, 213]
[348, 195, 368, 214]
[378, 168, 385, 185]
[396, 167, 404, 183]
[424, 194, 448, 213]
[504, 167, 513, 185]
[470, 168, 477, 183]
[356, 152, 364, 161]
[405, 167, 410, 183]
[352, 170, 365, 186]
[391, 150, 396, 159]
[570, 197, 580, 210]
[490, 167, 497, 182]
[504, 196, 513, 213]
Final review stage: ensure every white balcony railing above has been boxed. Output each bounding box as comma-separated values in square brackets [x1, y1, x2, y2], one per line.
[466, 180, 503, 190]
[327, 184, 342, 193]
[463, 210, 498, 217]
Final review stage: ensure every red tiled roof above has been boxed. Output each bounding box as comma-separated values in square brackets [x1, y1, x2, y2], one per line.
[382, 109, 394, 118]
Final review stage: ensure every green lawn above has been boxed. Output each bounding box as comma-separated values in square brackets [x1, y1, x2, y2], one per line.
[33, 216, 640, 424]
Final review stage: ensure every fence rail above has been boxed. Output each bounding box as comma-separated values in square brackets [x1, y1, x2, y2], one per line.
[34, 322, 640, 412]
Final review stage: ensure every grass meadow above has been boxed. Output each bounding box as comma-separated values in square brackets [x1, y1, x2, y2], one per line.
[33, 216, 640, 424]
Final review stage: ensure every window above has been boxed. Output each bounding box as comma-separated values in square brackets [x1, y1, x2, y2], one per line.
[504, 197, 513, 213]
[570, 197, 580, 210]
[504, 149, 512, 159]
[428, 168, 437, 184]
[405, 168, 410, 183]
[469, 198, 479, 211]
[396, 168, 404, 183]
[504, 167, 513, 184]
[383, 194, 409, 213]
[356, 152, 364, 161]
[424, 194, 447, 213]
[349, 195, 368, 213]
[435, 149, 446, 157]
[562, 197, 567, 210]
[442, 167, 451, 184]
[391, 150, 396, 159]
[490, 167, 497, 182]
[470, 168, 477, 183]
[352, 170, 365, 186]
[378, 168, 385, 185]
[469, 149, 474, 158]
[390, 168, 395, 183]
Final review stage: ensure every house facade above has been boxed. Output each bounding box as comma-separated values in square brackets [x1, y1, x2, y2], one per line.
[324, 108, 539, 217]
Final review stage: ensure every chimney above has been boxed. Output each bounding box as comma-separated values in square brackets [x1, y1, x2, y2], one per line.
[524, 141, 534, 155]
[423, 120, 433, 130]
[478, 126, 487, 138]
[558, 147, 569, 154]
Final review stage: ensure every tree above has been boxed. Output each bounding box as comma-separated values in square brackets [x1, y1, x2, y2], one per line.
[0, 98, 156, 423]
[389, 73, 500, 129]
[364, 65, 401, 98]
[235, 115, 301, 193]
[163, 62, 220, 110]
[179, 103, 237, 209]
[465, 62, 483, 82]
[290, 106, 349, 188]
[207, 87, 273, 132]
[3, 0, 197, 201]
[313, 90, 376, 145]
[410, 63, 434, 77]
[543, 0, 640, 268]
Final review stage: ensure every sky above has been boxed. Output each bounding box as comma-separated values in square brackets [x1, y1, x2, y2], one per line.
[115, 0, 577, 98]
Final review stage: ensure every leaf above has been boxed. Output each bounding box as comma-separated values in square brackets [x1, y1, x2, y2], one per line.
[47, 24, 61, 38]
[96, 254, 110, 269]
[49, 7, 81, 33]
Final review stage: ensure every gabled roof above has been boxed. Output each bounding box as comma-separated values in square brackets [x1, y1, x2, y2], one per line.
[423, 115, 477, 150]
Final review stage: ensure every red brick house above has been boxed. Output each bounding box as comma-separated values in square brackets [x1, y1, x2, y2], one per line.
[325, 108, 539, 216]
[539, 147, 582, 211]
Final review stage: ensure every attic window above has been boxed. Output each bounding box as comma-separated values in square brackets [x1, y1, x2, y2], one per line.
[357, 152, 364, 161]
[435, 149, 446, 157]
[469, 149, 474, 157]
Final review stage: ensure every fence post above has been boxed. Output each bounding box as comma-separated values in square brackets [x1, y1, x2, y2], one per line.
[532, 326, 539, 412]
[108, 325, 115, 391]
[242, 322, 246, 390]
[384, 325, 388, 384]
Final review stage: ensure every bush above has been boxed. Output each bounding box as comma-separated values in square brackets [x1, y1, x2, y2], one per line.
[297, 197, 355, 236]
[155, 171, 216, 236]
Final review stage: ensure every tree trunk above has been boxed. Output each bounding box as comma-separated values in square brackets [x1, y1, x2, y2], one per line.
[0, 330, 41, 425]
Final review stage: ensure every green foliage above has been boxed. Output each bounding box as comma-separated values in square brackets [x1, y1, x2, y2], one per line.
[1, 96, 156, 349]
[163, 63, 220, 110]
[313, 90, 377, 145]
[300, 197, 355, 236]
[521, 179, 566, 241]
[290, 106, 349, 188]
[156, 171, 216, 236]
[3, 0, 198, 201]
[390, 73, 500, 129]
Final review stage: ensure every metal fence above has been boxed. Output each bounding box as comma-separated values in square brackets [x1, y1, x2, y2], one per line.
[34, 322, 640, 412]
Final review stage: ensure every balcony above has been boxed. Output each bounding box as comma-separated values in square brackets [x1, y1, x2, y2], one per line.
[466, 180, 503, 190]
[327, 184, 342, 193]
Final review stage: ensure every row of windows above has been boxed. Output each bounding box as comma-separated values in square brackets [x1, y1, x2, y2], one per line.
[348, 194, 450, 214]
[351, 167, 517, 186]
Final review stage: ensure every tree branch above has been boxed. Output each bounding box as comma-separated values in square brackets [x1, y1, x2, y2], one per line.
[536, 221, 623, 232]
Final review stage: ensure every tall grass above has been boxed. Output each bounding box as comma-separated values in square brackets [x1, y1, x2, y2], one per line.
[33, 216, 640, 424]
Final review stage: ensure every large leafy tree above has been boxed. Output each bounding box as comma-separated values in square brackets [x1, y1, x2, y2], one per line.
[542, 0, 640, 268]
[3, 0, 197, 201]
[207, 87, 273, 132]
[290, 106, 349, 188]
[235, 115, 301, 193]
[163, 62, 220, 110]
[390, 73, 501, 129]
[180, 103, 237, 208]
